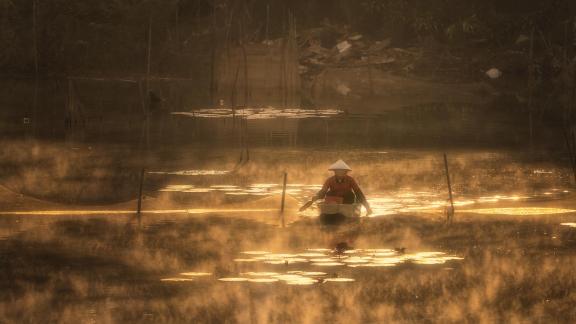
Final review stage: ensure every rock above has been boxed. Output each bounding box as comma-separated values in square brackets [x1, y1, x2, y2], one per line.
[516, 34, 530, 45]
[307, 43, 331, 57]
[336, 40, 352, 53]
[336, 83, 351, 96]
[486, 68, 502, 79]
[368, 55, 396, 65]
[368, 39, 392, 53]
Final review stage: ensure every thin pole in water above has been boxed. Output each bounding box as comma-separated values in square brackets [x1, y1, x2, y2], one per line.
[443, 153, 455, 223]
[280, 172, 287, 227]
[137, 168, 146, 218]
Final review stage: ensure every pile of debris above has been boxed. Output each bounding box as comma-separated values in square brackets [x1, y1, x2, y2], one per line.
[297, 23, 420, 79]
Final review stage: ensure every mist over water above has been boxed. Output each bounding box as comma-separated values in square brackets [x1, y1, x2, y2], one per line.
[2, 122, 576, 321]
[1, 80, 576, 322]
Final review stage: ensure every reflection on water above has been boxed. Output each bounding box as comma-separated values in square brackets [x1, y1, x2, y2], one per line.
[180, 272, 212, 277]
[149, 170, 230, 176]
[0, 208, 278, 216]
[172, 107, 342, 120]
[218, 271, 352, 286]
[161, 278, 195, 282]
[163, 248, 463, 286]
[158, 181, 571, 217]
[213, 248, 463, 285]
[324, 278, 355, 282]
[218, 278, 248, 282]
[461, 207, 576, 215]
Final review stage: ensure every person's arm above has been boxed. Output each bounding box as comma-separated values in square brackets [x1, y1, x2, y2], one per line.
[313, 178, 330, 201]
[299, 179, 329, 212]
[350, 178, 372, 215]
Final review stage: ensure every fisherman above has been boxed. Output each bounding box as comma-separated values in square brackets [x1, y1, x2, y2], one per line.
[300, 159, 373, 215]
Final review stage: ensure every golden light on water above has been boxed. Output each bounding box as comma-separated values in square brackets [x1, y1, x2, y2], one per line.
[247, 278, 279, 283]
[0, 208, 279, 216]
[211, 271, 355, 286]
[323, 278, 355, 283]
[312, 262, 345, 267]
[180, 272, 212, 277]
[218, 278, 248, 282]
[161, 278, 195, 282]
[461, 207, 576, 215]
[233, 248, 464, 271]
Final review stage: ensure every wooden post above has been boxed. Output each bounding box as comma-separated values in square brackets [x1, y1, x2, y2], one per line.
[564, 126, 576, 186]
[443, 153, 455, 223]
[137, 168, 145, 216]
[280, 172, 287, 227]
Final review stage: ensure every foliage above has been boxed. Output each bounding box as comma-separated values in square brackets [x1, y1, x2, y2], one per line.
[0, 0, 575, 75]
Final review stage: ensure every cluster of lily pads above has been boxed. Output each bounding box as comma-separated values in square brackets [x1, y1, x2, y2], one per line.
[172, 108, 342, 120]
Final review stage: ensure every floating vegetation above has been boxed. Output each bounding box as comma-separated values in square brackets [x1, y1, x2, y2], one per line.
[242, 251, 271, 255]
[172, 107, 343, 120]
[161, 278, 195, 282]
[323, 278, 355, 283]
[286, 280, 317, 286]
[308, 258, 336, 263]
[247, 278, 279, 283]
[288, 271, 327, 277]
[149, 170, 230, 176]
[218, 278, 249, 282]
[297, 253, 327, 257]
[311, 262, 345, 267]
[342, 257, 372, 264]
[234, 248, 463, 271]
[180, 272, 212, 277]
[242, 272, 280, 277]
[216, 270, 358, 286]
[159, 185, 195, 191]
[233, 258, 260, 262]
[264, 258, 308, 265]
[307, 248, 332, 252]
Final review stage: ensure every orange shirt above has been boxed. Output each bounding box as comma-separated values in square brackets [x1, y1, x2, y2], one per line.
[314, 175, 366, 203]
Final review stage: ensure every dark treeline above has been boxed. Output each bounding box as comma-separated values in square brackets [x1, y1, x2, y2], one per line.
[1, 0, 575, 77]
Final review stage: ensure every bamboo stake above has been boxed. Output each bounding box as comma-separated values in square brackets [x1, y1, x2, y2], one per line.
[563, 126, 576, 185]
[280, 172, 287, 227]
[572, 130, 576, 185]
[443, 153, 455, 223]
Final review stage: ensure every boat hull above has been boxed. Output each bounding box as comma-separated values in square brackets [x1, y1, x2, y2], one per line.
[318, 203, 361, 225]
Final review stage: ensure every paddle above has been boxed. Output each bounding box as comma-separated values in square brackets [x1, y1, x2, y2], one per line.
[299, 200, 314, 212]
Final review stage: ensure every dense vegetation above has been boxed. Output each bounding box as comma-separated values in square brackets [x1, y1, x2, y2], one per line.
[1, 0, 574, 77]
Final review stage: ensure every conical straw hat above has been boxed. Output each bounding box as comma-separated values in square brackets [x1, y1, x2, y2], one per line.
[328, 159, 352, 171]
